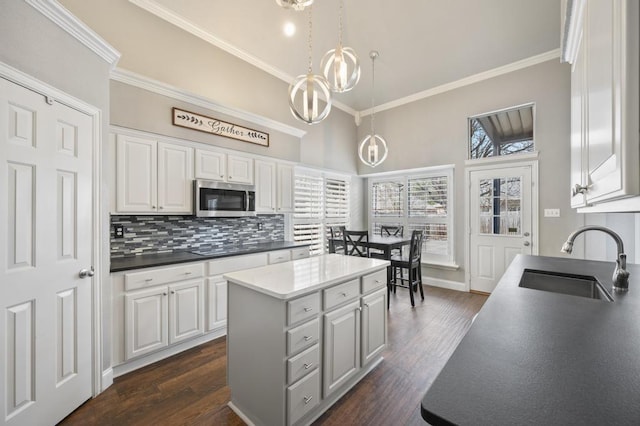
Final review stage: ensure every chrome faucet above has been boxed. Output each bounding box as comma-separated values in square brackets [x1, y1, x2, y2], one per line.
[561, 226, 629, 292]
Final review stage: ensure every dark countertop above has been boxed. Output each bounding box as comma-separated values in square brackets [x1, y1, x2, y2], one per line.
[421, 254, 640, 426]
[110, 241, 308, 272]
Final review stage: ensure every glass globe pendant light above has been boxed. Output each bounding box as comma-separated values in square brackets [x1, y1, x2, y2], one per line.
[275, 0, 313, 11]
[321, 0, 360, 93]
[359, 51, 388, 167]
[288, 6, 332, 125]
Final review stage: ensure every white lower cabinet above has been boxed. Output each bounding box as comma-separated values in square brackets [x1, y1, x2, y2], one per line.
[125, 279, 203, 360]
[206, 275, 228, 331]
[227, 266, 387, 425]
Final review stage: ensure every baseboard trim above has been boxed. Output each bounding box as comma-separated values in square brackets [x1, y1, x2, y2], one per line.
[423, 276, 467, 292]
[113, 329, 226, 378]
[101, 368, 114, 392]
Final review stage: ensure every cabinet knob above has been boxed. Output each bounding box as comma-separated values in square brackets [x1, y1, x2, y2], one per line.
[523, 241, 531, 247]
[340, 292, 347, 297]
[171, 290, 175, 294]
[152, 205, 156, 209]
[364, 303, 370, 308]
[572, 183, 589, 196]
[357, 306, 362, 312]
[163, 292, 167, 296]
[220, 175, 224, 178]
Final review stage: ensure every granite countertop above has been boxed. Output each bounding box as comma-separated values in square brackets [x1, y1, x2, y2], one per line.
[110, 241, 309, 272]
[224, 253, 389, 299]
[421, 254, 640, 426]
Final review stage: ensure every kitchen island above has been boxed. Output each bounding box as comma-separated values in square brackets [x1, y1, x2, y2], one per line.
[421, 254, 640, 425]
[224, 254, 389, 426]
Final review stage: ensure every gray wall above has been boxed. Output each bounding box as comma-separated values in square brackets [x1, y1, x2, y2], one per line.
[357, 59, 579, 283]
[60, 0, 359, 174]
[1, 1, 113, 373]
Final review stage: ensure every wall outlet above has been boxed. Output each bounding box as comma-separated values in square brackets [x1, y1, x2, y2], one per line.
[544, 208, 560, 218]
[257, 222, 263, 231]
[113, 224, 124, 239]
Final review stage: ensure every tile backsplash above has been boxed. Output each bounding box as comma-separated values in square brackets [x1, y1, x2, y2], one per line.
[110, 214, 285, 257]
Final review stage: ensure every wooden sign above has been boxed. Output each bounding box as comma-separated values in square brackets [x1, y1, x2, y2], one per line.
[172, 107, 269, 147]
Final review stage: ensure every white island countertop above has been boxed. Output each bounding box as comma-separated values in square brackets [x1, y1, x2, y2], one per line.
[223, 254, 389, 299]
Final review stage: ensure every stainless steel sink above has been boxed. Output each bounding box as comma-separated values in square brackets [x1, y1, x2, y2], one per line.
[519, 269, 613, 301]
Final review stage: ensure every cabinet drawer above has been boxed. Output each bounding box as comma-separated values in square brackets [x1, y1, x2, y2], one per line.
[362, 269, 387, 294]
[324, 279, 359, 310]
[125, 263, 204, 291]
[287, 293, 320, 326]
[268, 250, 291, 264]
[287, 369, 320, 425]
[290, 247, 310, 260]
[206, 253, 268, 275]
[287, 344, 319, 385]
[287, 318, 319, 356]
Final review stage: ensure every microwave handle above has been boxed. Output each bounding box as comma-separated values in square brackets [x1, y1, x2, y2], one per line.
[245, 191, 250, 211]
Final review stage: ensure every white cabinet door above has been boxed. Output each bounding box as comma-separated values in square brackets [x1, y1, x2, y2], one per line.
[125, 287, 168, 360]
[227, 154, 254, 184]
[584, 0, 619, 202]
[323, 300, 360, 397]
[116, 134, 157, 212]
[169, 280, 204, 344]
[276, 163, 295, 213]
[361, 288, 387, 366]
[570, 23, 587, 208]
[158, 142, 194, 213]
[206, 276, 228, 331]
[195, 148, 226, 181]
[255, 159, 277, 213]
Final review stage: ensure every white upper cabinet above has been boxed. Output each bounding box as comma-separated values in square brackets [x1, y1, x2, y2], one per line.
[566, 0, 639, 210]
[276, 163, 295, 213]
[116, 134, 193, 214]
[255, 159, 277, 213]
[194, 148, 226, 181]
[227, 153, 254, 184]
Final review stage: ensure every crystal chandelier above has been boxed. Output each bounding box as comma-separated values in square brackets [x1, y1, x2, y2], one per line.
[321, 0, 360, 93]
[288, 6, 332, 125]
[359, 51, 388, 167]
[275, 0, 313, 11]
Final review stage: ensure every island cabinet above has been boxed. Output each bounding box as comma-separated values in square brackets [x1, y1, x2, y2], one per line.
[225, 254, 389, 426]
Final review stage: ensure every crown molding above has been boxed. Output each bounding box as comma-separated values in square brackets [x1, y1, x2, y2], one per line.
[358, 49, 562, 117]
[128, 0, 356, 117]
[111, 68, 307, 138]
[25, 0, 120, 68]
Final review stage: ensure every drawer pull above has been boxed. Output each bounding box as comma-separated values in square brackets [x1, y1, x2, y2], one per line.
[304, 363, 313, 370]
[185, 271, 192, 275]
[144, 278, 153, 282]
[303, 307, 313, 312]
[340, 292, 347, 297]
[162, 292, 167, 296]
[303, 396, 313, 404]
[304, 335, 313, 341]
[375, 280, 381, 284]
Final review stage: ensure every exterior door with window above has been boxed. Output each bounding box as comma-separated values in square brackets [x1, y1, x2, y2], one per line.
[469, 165, 533, 293]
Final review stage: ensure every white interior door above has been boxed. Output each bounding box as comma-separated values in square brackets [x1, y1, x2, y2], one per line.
[469, 165, 533, 293]
[0, 78, 93, 425]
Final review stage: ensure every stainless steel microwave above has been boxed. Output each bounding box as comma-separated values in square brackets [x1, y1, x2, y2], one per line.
[194, 180, 256, 217]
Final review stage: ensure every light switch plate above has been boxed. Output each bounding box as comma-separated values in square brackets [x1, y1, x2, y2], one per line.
[544, 208, 560, 217]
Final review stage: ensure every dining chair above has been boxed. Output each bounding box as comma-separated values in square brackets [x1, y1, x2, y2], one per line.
[380, 225, 404, 237]
[343, 230, 369, 257]
[329, 226, 346, 254]
[390, 230, 424, 307]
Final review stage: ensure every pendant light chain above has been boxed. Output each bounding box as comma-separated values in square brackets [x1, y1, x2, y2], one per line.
[338, 0, 343, 45]
[370, 52, 377, 136]
[307, 6, 313, 73]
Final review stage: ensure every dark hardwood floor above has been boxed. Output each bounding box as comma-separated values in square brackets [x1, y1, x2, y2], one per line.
[59, 285, 487, 426]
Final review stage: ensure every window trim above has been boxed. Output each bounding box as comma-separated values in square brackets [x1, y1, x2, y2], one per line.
[368, 166, 455, 266]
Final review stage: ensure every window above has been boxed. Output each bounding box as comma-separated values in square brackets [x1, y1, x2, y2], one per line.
[468, 104, 534, 160]
[369, 167, 454, 264]
[293, 169, 350, 256]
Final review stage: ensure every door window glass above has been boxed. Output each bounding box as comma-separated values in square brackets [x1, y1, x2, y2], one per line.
[479, 177, 521, 235]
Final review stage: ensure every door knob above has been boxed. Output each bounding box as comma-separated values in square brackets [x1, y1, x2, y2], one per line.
[523, 241, 531, 247]
[79, 267, 94, 279]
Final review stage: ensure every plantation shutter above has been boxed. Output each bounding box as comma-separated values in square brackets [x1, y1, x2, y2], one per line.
[293, 173, 324, 255]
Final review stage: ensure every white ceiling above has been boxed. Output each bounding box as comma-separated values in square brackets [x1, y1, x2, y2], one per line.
[130, 0, 561, 114]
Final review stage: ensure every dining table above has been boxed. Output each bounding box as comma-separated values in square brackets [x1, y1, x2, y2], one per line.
[329, 235, 413, 287]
